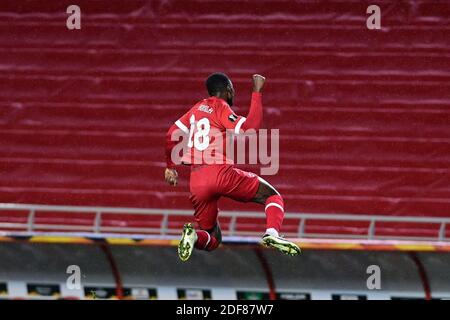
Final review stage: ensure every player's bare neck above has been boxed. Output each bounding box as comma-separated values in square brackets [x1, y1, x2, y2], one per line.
[210, 94, 227, 103]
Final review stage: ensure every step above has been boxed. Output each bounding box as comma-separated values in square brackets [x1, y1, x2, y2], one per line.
[1, 0, 448, 27]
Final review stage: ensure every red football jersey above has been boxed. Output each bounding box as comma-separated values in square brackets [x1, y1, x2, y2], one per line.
[173, 96, 246, 166]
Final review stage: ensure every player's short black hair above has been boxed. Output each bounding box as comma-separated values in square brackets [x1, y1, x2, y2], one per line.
[206, 72, 231, 96]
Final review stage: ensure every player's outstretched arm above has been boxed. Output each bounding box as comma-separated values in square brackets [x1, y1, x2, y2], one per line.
[164, 123, 179, 186]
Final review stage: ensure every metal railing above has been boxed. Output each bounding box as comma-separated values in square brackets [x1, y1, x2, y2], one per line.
[0, 203, 448, 242]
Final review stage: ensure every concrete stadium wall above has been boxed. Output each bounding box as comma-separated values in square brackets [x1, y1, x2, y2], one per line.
[0, 242, 448, 300]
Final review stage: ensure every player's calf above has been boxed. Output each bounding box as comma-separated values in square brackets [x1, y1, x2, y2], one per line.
[252, 178, 301, 256]
[195, 223, 221, 251]
[178, 223, 221, 261]
[264, 194, 284, 235]
[195, 229, 220, 251]
[252, 178, 285, 236]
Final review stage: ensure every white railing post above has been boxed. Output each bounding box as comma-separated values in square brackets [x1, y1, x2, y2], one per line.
[298, 218, 306, 238]
[229, 216, 237, 236]
[93, 211, 101, 233]
[160, 214, 169, 235]
[368, 220, 376, 240]
[27, 209, 35, 232]
[438, 222, 446, 241]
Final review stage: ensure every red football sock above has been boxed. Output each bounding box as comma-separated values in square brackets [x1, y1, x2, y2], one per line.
[265, 194, 285, 232]
[195, 230, 219, 251]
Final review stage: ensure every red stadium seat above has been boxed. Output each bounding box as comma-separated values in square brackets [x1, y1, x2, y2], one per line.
[0, 0, 449, 239]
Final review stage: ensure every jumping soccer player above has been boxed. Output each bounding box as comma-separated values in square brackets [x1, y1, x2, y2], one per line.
[164, 73, 301, 261]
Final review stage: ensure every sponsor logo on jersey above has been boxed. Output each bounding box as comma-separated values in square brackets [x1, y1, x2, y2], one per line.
[228, 114, 238, 122]
[198, 105, 213, 114]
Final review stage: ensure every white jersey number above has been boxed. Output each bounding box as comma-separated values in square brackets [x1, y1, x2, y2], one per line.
[187, 115, 210, 151]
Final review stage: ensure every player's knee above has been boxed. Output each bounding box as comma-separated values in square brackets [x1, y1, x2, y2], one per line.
[253, 182, 280, 204]
[266, 186, 279, 198]
[266, 193, 284, 206]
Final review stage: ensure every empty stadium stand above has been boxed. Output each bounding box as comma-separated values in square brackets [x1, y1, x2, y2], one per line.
[1, 0, 449, 239]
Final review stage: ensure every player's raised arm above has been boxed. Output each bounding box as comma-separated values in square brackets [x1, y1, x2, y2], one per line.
[164, 123, 179, 186]
[218, 74, 265, 133]
[240, 74, 265, 131]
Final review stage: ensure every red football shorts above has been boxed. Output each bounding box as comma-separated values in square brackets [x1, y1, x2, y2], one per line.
[189, 164, 260, 230]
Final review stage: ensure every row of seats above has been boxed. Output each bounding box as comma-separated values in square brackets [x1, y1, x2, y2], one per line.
[0, 0, 449, 238]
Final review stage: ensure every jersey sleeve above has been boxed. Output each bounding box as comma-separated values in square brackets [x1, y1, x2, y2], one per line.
[217, 103, 247, 134]
[217, 92, 263, 134]
[174, 111, 191, 134]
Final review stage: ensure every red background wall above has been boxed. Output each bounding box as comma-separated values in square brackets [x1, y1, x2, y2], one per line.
[1, 0, 449, 236]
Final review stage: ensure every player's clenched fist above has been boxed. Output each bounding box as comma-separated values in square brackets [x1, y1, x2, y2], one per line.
[165, 168, 178, 186]
[252, 74, 266, 93]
